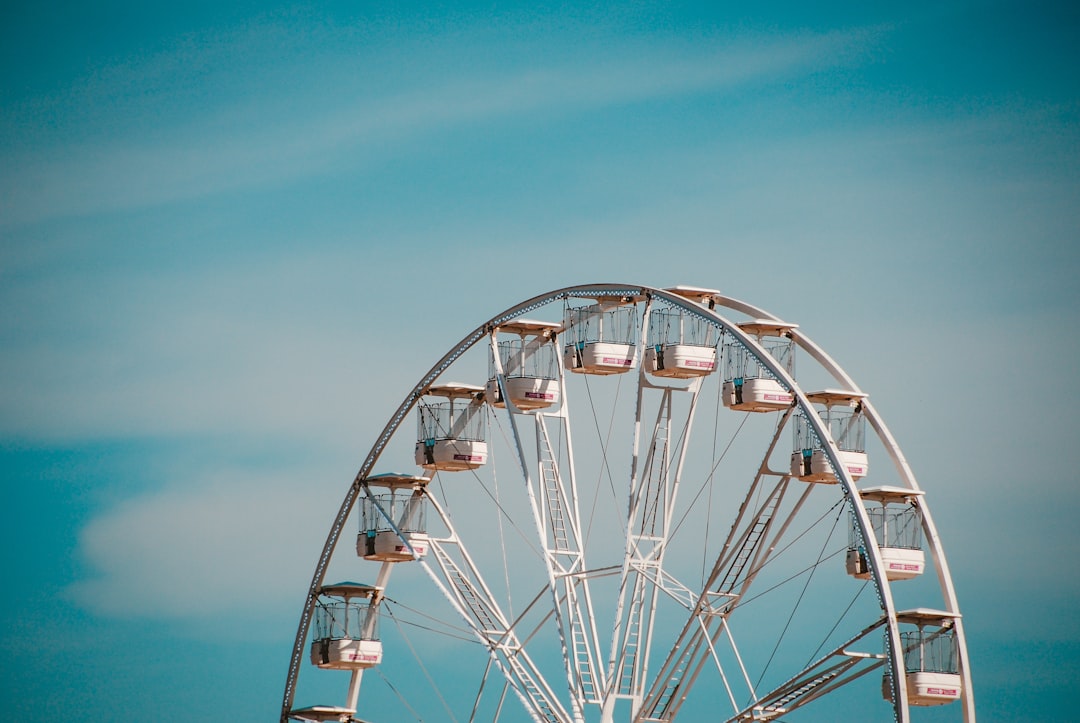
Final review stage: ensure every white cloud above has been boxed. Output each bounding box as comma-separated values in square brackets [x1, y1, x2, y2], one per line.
[68, 466, 345, 620]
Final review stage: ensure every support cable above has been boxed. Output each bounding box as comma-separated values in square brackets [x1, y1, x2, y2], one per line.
[373, 668, 425, 722]
[671, 411, 750, 542]
[385, 601, 461, 723]
[465, 412, 546, 562]
[753, 503, 846, 691]
[736, 496, 846, 587]
[490, 430, 515, 620]
[581, 370, 627, 545]
[382, 596, 479, 643]
[703, 366, 725, 587]
[806, 579, 871, 667]
[736, 547, 847, 611]
[471, 656, 495, 723]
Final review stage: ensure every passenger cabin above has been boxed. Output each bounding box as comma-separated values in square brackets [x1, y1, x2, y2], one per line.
[486, 320, 561, 411]
[288, 705, 370, 723]
[309, 582, 383, 670]
[563, 300, 638, 375]
[848, 486, 926, 581]
[644, 287, 720, 378]
[791, 390, 869, 483]
[722, 320, 797, 412]
[358, 473, 430, 562]
[415, 383, 487, 471]
[883, 609, 963, 706]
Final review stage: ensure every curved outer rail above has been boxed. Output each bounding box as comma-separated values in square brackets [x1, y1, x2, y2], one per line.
[280, 283, 973, 723]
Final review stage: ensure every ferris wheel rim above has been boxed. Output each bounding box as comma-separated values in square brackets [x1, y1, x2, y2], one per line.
[281, 283, 972, 723]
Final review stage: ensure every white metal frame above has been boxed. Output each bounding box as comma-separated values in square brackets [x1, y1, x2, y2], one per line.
[280, 284, 974, 723]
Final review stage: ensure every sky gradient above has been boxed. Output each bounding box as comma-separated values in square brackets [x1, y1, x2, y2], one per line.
[2, 1, 1078, 721]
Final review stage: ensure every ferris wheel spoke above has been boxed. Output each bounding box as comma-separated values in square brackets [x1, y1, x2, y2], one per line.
[606, 296, 713, 712]
[528, 407, 606, 710]
[724, 616, 890, 721]
[487, 319, 606, 719]
[605, 340, 710, 714]
[635, 400, 856, 722]
[421, 488, 573, 723]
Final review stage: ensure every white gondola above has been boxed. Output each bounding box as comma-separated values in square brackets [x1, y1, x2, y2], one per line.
[563, 301, 637, 375]
[357, 473, 430, 562]
[722, 320, 797, 412]
[309, 583, 383, 670]
[644, 287, 719, 378]
[414, 383, 487, 470]
[288, 705, 372, 722]
[791, 390, 869, 483]
[847, 486, 926, 581]
[883, 609, 963, 706]
[486, 320, 561, 410]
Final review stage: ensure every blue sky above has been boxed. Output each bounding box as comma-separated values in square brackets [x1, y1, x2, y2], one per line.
[1, 1, 1077, 721]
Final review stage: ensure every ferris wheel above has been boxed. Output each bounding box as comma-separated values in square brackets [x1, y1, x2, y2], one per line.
[280, 284, 974, 723]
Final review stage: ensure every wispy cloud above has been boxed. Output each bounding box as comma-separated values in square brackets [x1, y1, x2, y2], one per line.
[0, 248, 429, 446]
[0, 27, 870, 227]
[67, 466, 340, 619]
